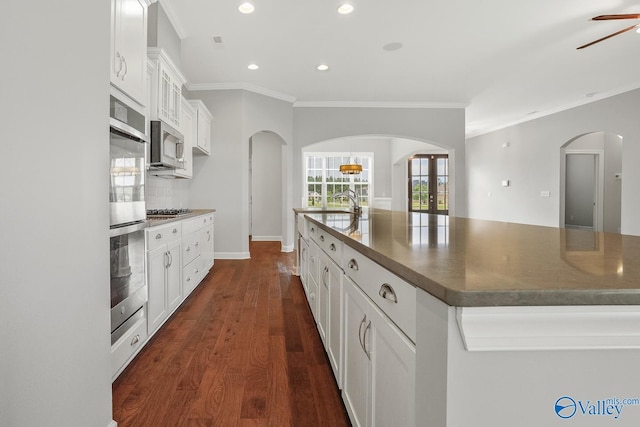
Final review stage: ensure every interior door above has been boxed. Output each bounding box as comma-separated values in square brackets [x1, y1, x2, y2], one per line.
[565, 153, 596, 230]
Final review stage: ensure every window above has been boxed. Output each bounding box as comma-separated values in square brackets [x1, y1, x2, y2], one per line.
[304, 153, 372, 208]
[408, 154, 448, 214]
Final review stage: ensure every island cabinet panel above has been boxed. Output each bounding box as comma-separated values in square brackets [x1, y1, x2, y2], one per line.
[343, 277, 416, 427]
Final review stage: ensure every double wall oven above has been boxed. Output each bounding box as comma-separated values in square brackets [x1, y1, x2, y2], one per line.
[109, 95, 149, 344]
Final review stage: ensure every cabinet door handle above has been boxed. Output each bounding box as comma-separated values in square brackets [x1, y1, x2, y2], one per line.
[347, 258, 359, 271]
[329, 243, 336, 252]
[167, 251, 173, 268]
[378, 283, 398, 303]
[363, 320, 372, 360]
[207, 230, 211, 242]
[121, 56, 128, 80]
[320, 235, 325, 242]
[322, 266, 329, 287]
[164, 252, 170, 268]
[130, 334, 140, 346]
[358, 314, 367, 354]
[115, 51, 123, 77]
[310, 292, 316, 300]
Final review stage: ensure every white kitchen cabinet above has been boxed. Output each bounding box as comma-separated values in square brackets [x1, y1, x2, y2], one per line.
[307, 241, 320, 319]
[147, 223, 182, 335]
[321, 251, 344, 388]
[187, 100, 212, 155]
[110, 0, 148, 106]
[199, 221, 215, 272]
[299, 236, 309, 291]
[343, 277, 416, 427]
[148, 48, 186, 128]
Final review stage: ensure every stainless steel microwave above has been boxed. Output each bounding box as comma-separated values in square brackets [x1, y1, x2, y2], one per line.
[149, 120, 184, 170]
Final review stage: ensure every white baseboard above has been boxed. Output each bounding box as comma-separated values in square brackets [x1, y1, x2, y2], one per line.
[108, 420, 118, 427]
[214, 252, 251, 259]
[251, 235, 282, 242]
[281, 243, 294, 252]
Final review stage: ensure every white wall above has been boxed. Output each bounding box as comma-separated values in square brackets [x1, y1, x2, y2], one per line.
[1, 2, 114, 427]
[186, 89, 293, 258]
[251, 132, 283, 241]
[293, 106, 467, 216]
[466, 89, 640, 235]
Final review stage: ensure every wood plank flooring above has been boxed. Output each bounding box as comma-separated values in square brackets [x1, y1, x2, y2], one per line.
[112, 241, 351, 427]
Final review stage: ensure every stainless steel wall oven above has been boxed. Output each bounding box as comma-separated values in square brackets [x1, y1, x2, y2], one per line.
[109, 95, 148, 344]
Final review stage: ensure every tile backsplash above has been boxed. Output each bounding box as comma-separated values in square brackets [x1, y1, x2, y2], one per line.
[146, 174, 189, 209]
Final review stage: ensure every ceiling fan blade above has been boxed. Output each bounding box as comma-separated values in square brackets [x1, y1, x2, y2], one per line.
[592, 14, 640, 21]
[577, 23, 640, 49]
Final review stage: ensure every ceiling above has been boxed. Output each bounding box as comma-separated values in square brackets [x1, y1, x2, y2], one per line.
[160, 0, 640, 137]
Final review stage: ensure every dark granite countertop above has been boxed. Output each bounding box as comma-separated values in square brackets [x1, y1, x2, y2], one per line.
[300, 208, 640, 307]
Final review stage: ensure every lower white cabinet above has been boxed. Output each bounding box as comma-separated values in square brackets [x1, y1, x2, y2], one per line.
[147, 231, 182, 335]
[319, 250, 343, 387]
[342, 277, 416, 427]
[299, 236, 309, 291]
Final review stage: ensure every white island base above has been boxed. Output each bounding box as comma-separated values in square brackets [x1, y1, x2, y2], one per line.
[416, 290, 640, 426]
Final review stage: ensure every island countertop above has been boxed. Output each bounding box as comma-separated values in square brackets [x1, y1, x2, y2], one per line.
[301, 208, 640, 307]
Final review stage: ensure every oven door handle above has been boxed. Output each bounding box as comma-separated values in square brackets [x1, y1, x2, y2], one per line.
[110, 220, 149, 237]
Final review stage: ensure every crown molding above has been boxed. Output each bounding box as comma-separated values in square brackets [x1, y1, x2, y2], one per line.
[186, 82, 297, 103]
[157, 0, 188, 39]
[293, 100, 467, 109]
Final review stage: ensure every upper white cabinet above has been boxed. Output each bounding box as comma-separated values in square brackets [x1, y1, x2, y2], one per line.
[187, 100, 212, 155]
[147, 48, 186, 129]
[110, 0, 149, 106]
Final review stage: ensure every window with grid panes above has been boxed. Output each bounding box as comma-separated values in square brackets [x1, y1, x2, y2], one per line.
[304, 153, 372, 209]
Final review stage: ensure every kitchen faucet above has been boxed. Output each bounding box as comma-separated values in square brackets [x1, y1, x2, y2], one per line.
[332, 189, 362, 214]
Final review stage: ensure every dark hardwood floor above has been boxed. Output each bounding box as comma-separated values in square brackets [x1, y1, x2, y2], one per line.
[112, 241, 351, 427]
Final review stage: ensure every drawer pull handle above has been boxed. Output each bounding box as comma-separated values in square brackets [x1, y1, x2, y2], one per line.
[347, 259, 359, 271]
[320, 235, 325, 242]
[130, 334, 140, 346]
[329, 243, 336, 252]
[155, 233, 162, 240]
[186, 246, 191, 252]
[172, 228, 178, 234]
[379, 283, 398, 303]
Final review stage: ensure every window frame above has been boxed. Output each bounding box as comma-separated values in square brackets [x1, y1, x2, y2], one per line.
[303, 152, 374, 209]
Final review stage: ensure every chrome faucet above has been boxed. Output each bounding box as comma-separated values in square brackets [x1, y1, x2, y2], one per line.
[332, 189, 361, 214]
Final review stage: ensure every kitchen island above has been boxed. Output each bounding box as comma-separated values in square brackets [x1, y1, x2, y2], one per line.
[297, 208, 640, 427]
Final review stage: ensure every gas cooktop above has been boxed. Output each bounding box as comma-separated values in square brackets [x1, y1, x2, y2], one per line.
[146, 208, 193, 218]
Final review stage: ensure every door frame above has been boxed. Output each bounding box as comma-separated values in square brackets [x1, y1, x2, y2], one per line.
[562, 149, 604, 231]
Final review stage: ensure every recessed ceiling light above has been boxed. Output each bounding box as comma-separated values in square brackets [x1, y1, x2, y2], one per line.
[248, 63, 259, 70]
[238, 2, 255, 14]
[337, 3, 354, 15]
[317, 64, 329, 71]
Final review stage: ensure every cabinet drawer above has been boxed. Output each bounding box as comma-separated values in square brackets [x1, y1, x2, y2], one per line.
[182, 231, 200, 265]
[310, 226, 343, 265]
[343, 244, 416, 342]
[183, 214, 213, 235]
[111, 312, 147, 379]
[147, 223, 182, 251]
[183, 256, 203, 297]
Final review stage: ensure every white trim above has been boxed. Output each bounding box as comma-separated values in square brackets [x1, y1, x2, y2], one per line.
[281, 243, 294, 252]
[214, 251, 251, 260]
[186, 82, 297, 103]
[251, 236, 282, 242]
[147, 48, 187, 84]
[108, 420, 118, 427]
[294, 100, 467, 109]
[156, 0, 188, 39]
[456, 306, 640, 351]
